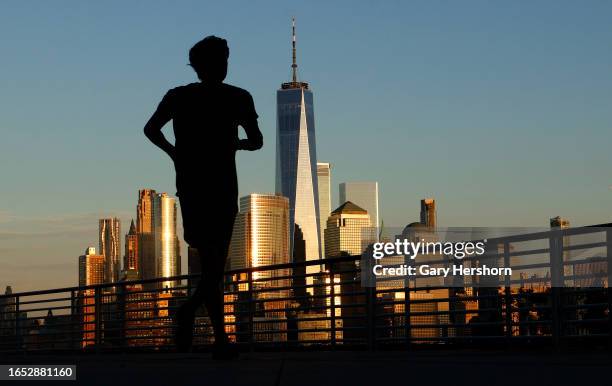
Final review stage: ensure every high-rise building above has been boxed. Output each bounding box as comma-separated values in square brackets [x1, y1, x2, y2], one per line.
[153, 192, 180, 289]
[275, 18, 321, 267]
[420, 198, 436, 228]
[99, 218, 121, 283]
[317, 162, 331, 257]
[325, 201, 376, 258]
[227, 194, 291, 343]
[137, 189, 156, 282]
[228, 194, 290, 282]
[339, 182, 379, 236]
[78, 247, 105, 348]
[79, 247, 105, 287]
[124, 219, 139, 278]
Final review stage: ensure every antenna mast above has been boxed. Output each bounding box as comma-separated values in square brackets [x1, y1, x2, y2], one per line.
[291, 17, 298, 83]
[281, 17, 308, 89]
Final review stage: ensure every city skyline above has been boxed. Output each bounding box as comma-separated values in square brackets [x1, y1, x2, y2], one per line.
[2, 2, 612, 292]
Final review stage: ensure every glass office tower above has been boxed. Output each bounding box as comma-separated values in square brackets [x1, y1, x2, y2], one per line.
[99, 218, 121, 284]
[275, 19, 321, 265]
[153, 192, 180, 289]
[227, 194, 290, 282]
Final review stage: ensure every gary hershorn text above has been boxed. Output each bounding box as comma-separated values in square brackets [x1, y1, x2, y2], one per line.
[372, 264, 512, 278]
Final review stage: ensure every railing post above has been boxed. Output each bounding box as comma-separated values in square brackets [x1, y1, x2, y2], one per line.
[119, 283, 127, 351]
[549, 230, 564, 350]
[247, 271, 255, 352]
[366, 286, 376, 351]
[70, 290, 77, 350]
[14, 296, 21, 352]
[94, 287, 102, 352]
[403, 254, 412, 349]
[404, 281, 411, 349]
[329, 265, 336, 348]
[606, 228, 612, 349]
[503, 242, 513, 346]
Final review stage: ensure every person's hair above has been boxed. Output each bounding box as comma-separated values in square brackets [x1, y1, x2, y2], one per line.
[189, 36, 229, 81]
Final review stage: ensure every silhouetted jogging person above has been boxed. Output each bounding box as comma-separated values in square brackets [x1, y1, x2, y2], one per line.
[144, 36, 263, 359]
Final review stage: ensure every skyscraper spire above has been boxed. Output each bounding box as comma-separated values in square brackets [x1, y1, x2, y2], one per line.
[292, 17, 297, 83]
[282, 17, 308, 90]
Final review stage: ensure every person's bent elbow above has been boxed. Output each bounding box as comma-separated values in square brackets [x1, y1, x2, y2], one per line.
[143, 123, 156, 140]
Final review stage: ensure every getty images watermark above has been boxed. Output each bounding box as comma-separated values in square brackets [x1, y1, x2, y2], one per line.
[370, 238, 512, 278]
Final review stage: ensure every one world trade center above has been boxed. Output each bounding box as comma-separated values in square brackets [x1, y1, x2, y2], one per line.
[275, 18, 322, 267]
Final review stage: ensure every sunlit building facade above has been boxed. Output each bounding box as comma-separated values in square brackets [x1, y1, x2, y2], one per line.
[78, 247, 105, 348]
[296, 311, 333, 343]
[153, 192, 180, 289]
[137, 189, 156, 283]
[228, 194, 290, 282]
[317, 162, 331, 257]
[420, 198, 436, 228]
[79, 247, 105, 288]
[322, 202, 375, 344]
[99, 218, 121, 284]
[227, 194, 291, 342]
[123, 219, 139, 278]
[325, 201, 376, 258]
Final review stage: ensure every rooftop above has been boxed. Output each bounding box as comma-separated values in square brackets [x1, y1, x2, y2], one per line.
[331, 201, 368, 215]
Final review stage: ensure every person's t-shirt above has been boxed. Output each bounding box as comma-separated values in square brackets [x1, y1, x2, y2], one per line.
[156, 82, 258, 193]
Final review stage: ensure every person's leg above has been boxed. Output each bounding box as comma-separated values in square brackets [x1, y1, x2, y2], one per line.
[175, 193, 203, 351]
[175, 268, 205, 351]
[175, 198, 236, 354]
[197, 243, 228, 344]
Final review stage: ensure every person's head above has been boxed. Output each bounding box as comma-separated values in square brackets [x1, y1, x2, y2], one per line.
[189, 36, 229, 83]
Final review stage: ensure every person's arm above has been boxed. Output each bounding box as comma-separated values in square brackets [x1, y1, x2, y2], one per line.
[144, 94, 176, 161]
[238, 118, 263, 151]
[237, 92, 263, 151]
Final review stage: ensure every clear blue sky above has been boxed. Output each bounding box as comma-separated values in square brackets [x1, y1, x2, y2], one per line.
[1, 0, 611, 291]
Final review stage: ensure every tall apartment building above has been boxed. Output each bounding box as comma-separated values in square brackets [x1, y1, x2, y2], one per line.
[99, 218, 121, 283]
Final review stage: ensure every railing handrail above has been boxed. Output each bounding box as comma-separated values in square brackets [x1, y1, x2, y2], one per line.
[0, 254, 360, 300]
[476, 222, 612, 244]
